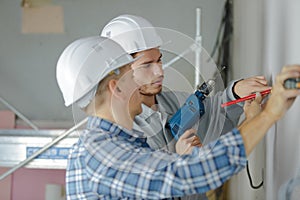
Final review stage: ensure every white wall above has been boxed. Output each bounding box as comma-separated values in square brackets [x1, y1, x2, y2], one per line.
[230, 0, 265, 199]
[0, 0, 225, 122]
[229, 1, 300, 199]
[263, 0, 300, 199]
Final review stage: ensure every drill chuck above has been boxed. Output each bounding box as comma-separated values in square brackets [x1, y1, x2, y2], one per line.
[196, 79, 215, 95]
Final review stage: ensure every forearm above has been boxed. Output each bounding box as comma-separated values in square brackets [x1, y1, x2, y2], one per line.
[238, 111, 276, 156]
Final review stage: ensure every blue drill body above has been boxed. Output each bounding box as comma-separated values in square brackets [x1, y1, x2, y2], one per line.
[168, 81, 214, 141]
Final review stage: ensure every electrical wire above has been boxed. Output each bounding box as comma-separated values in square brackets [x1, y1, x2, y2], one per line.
[246, 163, 264, 189]
[245, 118, 277, 190]
[210, 4, 226, 59]
[209, 0, 233, 85]
[210, 11, 225, 59]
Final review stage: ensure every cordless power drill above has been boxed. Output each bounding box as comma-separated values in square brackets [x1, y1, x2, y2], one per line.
[168, 79, 215, 141]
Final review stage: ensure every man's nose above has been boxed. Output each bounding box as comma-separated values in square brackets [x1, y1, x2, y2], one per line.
[152, 63, 163, 76]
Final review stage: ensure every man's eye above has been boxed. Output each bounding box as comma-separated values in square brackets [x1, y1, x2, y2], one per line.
[142, 63, 151, 68]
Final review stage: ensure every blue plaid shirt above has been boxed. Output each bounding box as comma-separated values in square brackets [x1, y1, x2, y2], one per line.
[66, 116, 247, 200]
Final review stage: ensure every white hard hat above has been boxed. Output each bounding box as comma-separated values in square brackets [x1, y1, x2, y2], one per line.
[101, 14, 163, 54]
[56, 36, 138, 107]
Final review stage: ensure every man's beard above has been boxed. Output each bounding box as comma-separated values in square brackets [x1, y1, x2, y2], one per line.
[139, 85, 162, 96]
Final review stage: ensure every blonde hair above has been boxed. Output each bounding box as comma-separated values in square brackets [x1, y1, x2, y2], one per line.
[83, 64, 131, 113]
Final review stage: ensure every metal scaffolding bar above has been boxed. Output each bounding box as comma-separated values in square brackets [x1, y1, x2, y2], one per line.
[0, 96, 39, 130]
[0, 117, 88, 181]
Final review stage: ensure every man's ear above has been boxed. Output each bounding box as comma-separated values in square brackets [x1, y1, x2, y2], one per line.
[108, 79, 122, 98]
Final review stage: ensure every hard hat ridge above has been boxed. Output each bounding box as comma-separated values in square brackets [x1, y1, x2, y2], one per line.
[101, 14, 163, 54]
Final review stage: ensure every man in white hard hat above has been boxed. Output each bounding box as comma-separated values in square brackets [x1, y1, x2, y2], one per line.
[100, 15, 271, 199]
[56, 36, 300, 199]
[100, 14, 270, 150]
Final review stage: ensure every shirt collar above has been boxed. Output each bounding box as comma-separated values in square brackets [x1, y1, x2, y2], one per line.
[138, 103, 156, 119]
[137, 94, 166, 118]
[87, 116, 148, 146]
